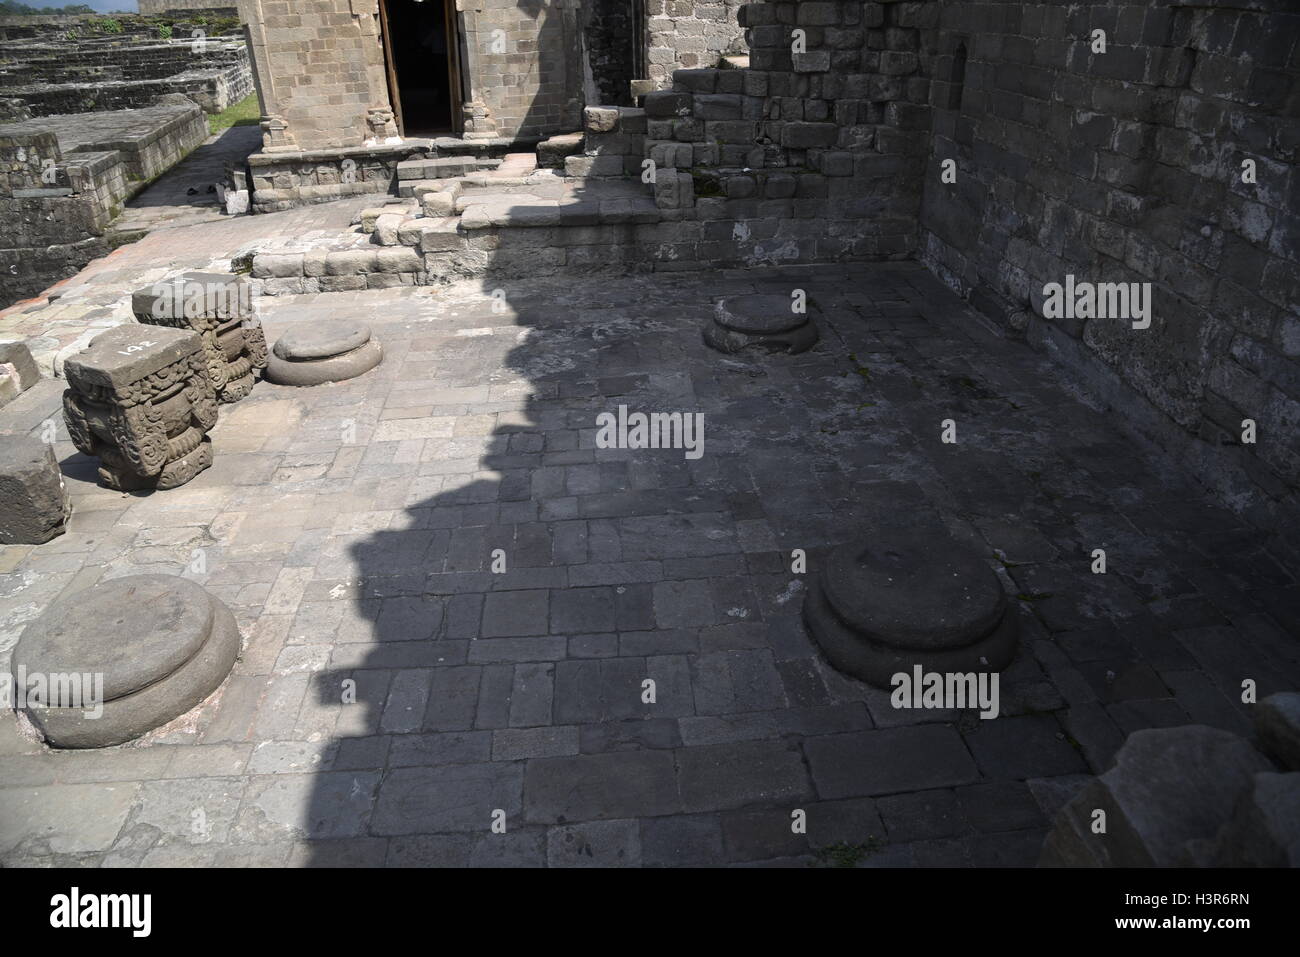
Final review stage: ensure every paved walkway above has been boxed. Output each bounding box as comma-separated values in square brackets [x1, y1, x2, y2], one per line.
[0, 263, 1294, 866]
[111, 124, 263, 235]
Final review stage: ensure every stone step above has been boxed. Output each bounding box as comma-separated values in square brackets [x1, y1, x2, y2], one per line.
[396, 155, 502, 181]
[398, 216, 464, 253]
[537, 132, 583, 169]
[564, 154, 634, 178]
[357, 201, 416, 232]
[372, 212, 420, 246]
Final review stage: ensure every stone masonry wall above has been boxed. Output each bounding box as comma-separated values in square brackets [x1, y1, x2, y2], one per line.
[0, 132, 129, 304]
[918, 0, 1298, 528]
[463, 0, 585, 140]
[646, 0, 748, 87]
[0, 101, 207, 306]
[137, 1, 239, 12]
[240, 0, 392, 152]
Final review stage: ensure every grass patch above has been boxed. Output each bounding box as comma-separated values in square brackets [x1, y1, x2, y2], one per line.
[814, 838, 884, 868]
[210, 93, 261, 135]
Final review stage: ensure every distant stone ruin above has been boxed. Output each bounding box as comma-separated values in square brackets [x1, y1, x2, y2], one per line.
[0, 10, 252, 307]
[0, 11, 250, 122]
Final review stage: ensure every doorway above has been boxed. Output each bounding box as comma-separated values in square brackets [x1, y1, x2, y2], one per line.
[379, 0, 462, 136]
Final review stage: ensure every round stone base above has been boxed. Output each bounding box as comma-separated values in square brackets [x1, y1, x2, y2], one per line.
[714, 295, 810, 335]
[265, 338, 383, 387]
[13, 575, 240, 749]
[703, 318, 819, 355]
[821, 536, 1007, 651]
[803, 577, 1019, 688]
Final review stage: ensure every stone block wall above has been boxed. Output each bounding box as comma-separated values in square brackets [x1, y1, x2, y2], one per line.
[0, 101, 208, 306]
[239, 0, 393, 152]
[589, 0, 935, 263]
[646, 0, 748, 87]
[461, 0, 586, 140]
[247, 143, 413, 213]
[0, 132, 130, 304]
[918, 0, 1298, 526]
[4, 45, 253, 118]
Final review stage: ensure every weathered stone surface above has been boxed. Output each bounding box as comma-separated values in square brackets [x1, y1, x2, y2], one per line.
[266, 320, 383, 387]
[1212, 772, 1300, 867]
[62, 324, 201, 393]
[0, 435, 70, 545]
[583, 107, 620, 133]
[17, 575, 212, 701]
[704, 295, 820, 356]
[804, 578, 1019, 689]
[1242, 770, 1300, 858]
[537, 133, 583, 169]
[703, 319, 820, 356]
[274, 322, 372, 362]
[1255, 692, 1300, 771]
[12, 575, 240, 749]
[1039, 726, 1276, 867]
[643, 91, 693, 118]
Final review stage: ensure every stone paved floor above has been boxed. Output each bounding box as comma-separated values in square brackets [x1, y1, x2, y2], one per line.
[0, 263, 1295, 867]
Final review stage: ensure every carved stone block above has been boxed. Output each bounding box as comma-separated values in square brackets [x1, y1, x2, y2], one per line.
[131, 272, 268, 403]
[62, 324, 218, 491]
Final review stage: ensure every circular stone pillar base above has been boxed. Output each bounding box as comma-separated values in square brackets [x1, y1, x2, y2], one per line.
[803, 533, 1019, 689]
[704, 295, 819, 355]
[266, 320, 383, 386]
[12, 575, 240, 749]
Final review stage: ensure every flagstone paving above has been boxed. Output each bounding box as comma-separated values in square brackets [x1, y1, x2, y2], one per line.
[0, 262, 1295, 867]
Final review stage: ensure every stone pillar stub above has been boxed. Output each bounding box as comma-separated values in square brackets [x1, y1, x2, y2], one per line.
[704, 294, 820, 354]
[803, 529, 1019, 688]
[265, 319, 383, 386]
[12, 575, 240, 749]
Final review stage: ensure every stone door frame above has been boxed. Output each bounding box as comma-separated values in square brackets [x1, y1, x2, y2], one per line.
[377, 0, 466, 137]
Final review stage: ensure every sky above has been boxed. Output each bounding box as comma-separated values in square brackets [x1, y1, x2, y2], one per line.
[38, 1, 140, 12]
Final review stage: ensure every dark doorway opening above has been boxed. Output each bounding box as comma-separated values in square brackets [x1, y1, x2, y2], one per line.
[380, 0, 461, 136]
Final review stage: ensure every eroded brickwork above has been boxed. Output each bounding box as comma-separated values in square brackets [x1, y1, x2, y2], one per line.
[646, 0, 748, 86]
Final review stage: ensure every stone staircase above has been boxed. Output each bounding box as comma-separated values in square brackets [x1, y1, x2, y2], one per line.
[248, 145, 663, 295]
